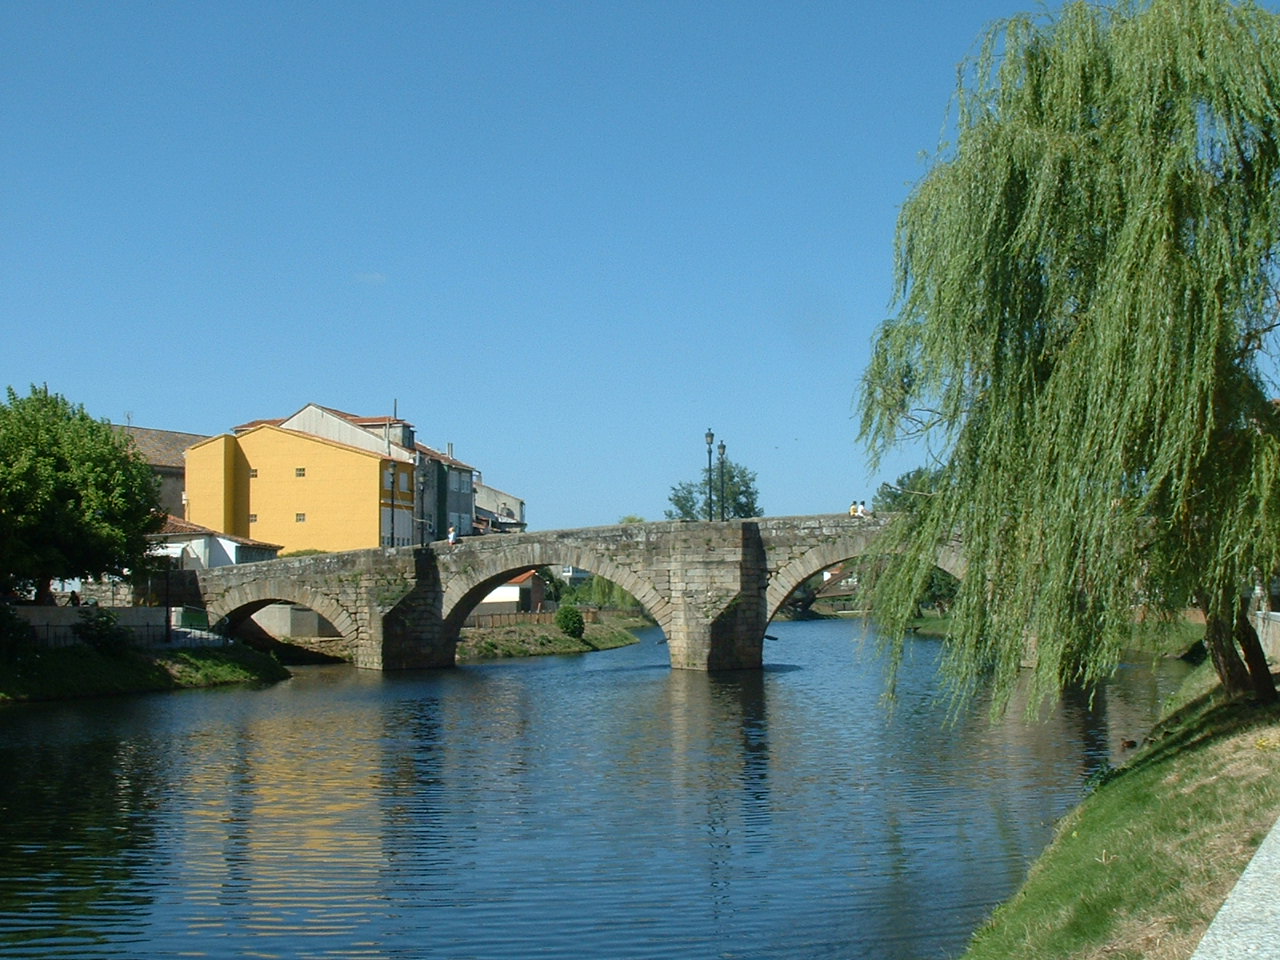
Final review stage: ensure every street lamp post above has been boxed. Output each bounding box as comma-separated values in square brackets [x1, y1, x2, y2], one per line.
[718, 440, 726, 521]
[705, 428, 714, 521]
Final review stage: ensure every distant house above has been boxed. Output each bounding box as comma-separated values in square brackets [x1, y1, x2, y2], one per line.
[114, 425, 210, 518]
[150, 515, 282, 570]
[475, 570, 546, 615]
[474, 480, 527, 534]
[184, 403, 481, 553]
[76, 516, 281, 609]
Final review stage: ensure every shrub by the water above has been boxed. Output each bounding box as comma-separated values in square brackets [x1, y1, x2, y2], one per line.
[71, 606, 133, 655]
[555, 604, 585, 640]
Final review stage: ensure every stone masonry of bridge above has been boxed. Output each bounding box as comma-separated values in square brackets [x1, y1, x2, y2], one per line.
[195, 514, 962, 671]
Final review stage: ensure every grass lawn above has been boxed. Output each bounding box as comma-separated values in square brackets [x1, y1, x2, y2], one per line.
[456, 613, 646, 661]
[0, 641, 290, 702]
[960, 661, 1280, 959]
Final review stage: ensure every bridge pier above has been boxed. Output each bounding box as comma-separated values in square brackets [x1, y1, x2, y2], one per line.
[664, 520, 770, 670]
[365, 549, 456, 670]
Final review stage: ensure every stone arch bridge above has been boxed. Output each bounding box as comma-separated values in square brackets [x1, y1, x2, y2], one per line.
[193, 514, 963, 671]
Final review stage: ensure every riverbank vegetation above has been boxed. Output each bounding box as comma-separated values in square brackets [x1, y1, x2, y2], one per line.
[960, 662, 1280, 960]
[457, 612, 647, 661]
[0, 640, 290, 703]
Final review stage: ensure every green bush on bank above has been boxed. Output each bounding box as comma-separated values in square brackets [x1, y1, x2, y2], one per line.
[555, 604, 585, 640]
[70, 606, 133, 655]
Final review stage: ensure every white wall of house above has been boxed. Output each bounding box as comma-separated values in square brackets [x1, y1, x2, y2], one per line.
[474, 582, 521, 615]
[475, 481, 525, 524]
[153, 534, 276, 570]
[280, 405, 415, 463]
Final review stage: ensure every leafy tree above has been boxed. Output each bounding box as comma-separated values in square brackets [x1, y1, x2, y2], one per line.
[872, 466, 942, 514]
[665, 458, 762, 521]
[870, 468, 958, 613]
[0, 386, 162, 602]
[536, 567, 566, 602]
[858, 0, 1280, 711]
[563, 574, 642, 611]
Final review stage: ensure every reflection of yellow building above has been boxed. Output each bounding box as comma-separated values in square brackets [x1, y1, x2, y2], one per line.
[185, 424, 414, 554]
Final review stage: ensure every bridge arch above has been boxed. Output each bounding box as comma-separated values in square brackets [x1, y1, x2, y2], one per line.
[764, 526, 966, 623]
[205, 581, 360, 644]
[439, 542, 671, 639]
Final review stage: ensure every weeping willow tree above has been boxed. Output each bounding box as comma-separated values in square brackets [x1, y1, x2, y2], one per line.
[859, 0, 1280, 713]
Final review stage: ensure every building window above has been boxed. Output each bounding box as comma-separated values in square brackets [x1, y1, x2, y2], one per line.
[248, 468, 258, 478]
[248, 514, 258, 523]
[295, 467, 306, 478]
[296, 513, 306, 523]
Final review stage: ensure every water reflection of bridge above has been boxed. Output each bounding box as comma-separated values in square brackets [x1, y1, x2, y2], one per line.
[194, 515, 964, 671]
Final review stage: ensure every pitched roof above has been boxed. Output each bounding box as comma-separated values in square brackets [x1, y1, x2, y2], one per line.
[115, 425, 211, 469]
[231, 417, 287, 433]
[415, 441, 475, 470]
[153, 515, 283, 551]
[315, 404, 416, 430]
[230, 402, 477, 470]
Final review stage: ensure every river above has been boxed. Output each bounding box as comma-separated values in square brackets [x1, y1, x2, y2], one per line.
[0, 619, 1187, 959]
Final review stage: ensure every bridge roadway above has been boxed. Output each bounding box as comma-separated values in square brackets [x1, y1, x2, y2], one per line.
[194, 514, 962, 671]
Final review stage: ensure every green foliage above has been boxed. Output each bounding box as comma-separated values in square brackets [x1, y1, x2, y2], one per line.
[279, 549, 330, 557]
[562, 574, 642, 611]
[0, 386, 162, 595]
[858, 0, 1280, 712]
[555, 603, 585, 640]
[665, 457, 762, 521]
[871, 466, 942, 514]
[922, 567, 959, 613]
[536, 567, 566, 602]
[0, 641, 289, 702]
[70, 606, 133, 656]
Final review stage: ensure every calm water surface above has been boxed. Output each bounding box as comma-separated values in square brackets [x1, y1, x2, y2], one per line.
[0, 620, 1186, 959]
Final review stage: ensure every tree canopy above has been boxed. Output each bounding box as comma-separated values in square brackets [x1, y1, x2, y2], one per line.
[871, 466, 942, 514]
[858, 0, 1280, 711]
[0, 386, 162, 599]
[665, 457, 762, 521]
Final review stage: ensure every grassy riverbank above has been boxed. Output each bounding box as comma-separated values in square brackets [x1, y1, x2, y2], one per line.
[893, 609, 1280, 957]
[0, 641, 290, 702]
[457, 613, 647, 661]
[959, 661, 1280, 960]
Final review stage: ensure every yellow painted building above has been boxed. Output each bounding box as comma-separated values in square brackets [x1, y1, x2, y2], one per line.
[185, 425, 414, 553]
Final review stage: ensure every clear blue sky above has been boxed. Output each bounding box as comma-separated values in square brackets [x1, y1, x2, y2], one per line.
[5, 0, 1035, 529]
